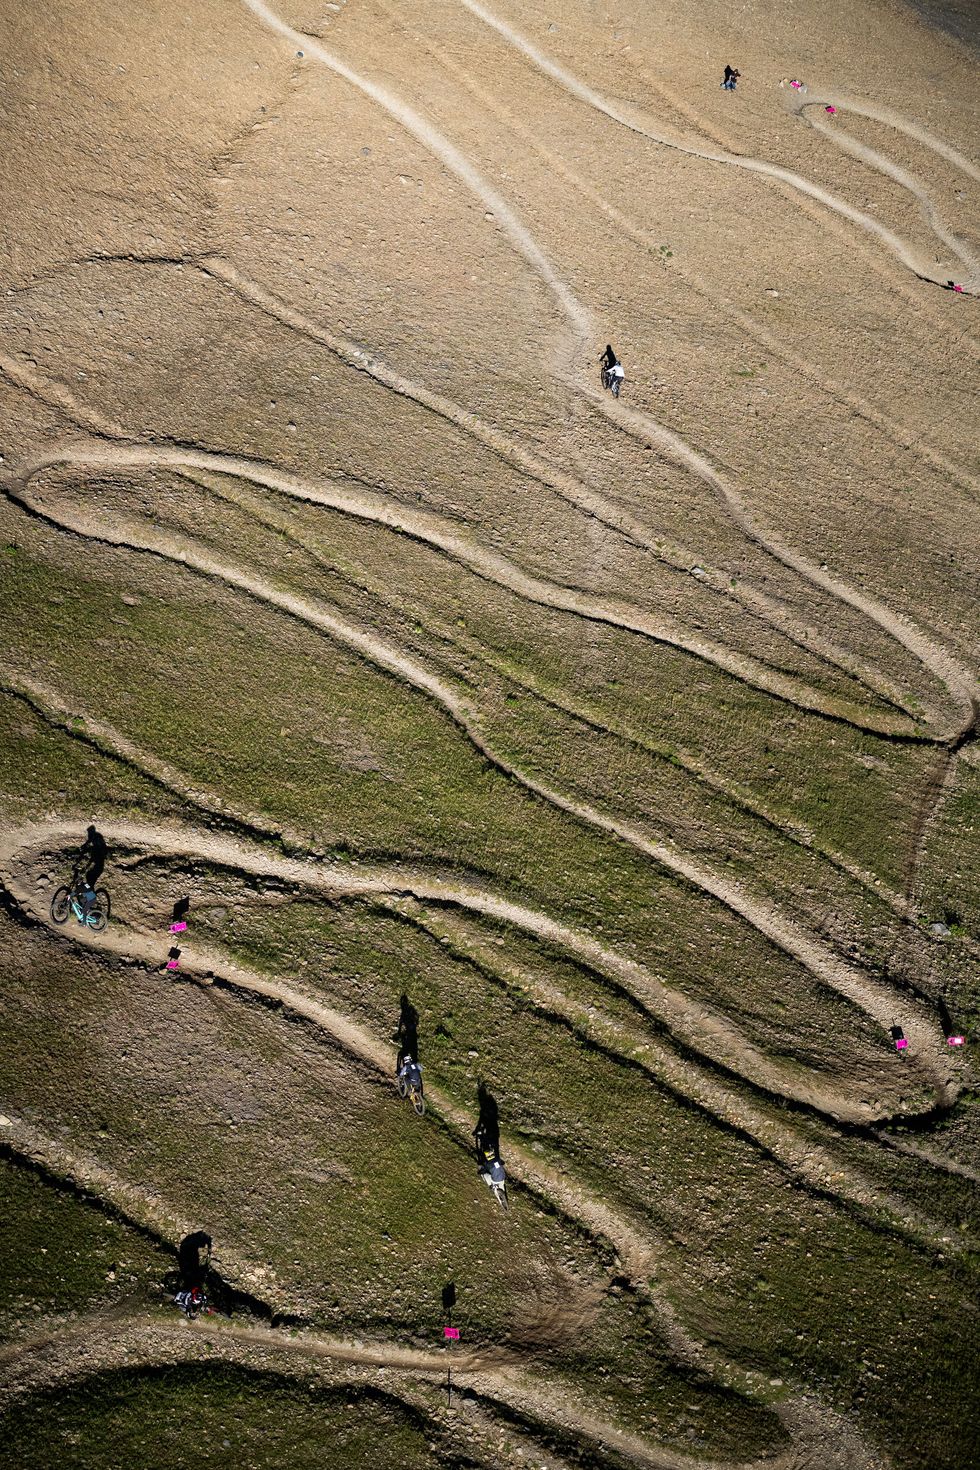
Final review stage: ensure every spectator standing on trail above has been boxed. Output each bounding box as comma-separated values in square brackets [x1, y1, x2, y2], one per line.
[722, 65, 740, 91]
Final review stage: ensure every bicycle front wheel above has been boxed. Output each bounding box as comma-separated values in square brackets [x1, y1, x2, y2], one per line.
[412, 1090, 426, 1117]
[396, 1077, 408, 1099]
[50, 887, 71, 924]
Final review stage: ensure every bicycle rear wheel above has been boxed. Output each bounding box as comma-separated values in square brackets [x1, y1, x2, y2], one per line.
[412, 1090, 425, 1116]
[50, 887, 71, 924]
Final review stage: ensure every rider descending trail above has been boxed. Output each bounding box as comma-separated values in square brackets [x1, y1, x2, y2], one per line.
[50, 825, 112, 932]
[173, 1230, 213, 1318]
[599, 344, 625, 398]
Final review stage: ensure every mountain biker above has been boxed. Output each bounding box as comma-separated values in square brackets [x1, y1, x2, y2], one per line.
[599, 344, 625, 397]
[174, 1283, 207, 1317]
[479, 1150, 506, 1188]
[398, 1054, 423, 1096]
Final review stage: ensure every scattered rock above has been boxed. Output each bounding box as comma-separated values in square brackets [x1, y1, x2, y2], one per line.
[929, 922, 951, 938]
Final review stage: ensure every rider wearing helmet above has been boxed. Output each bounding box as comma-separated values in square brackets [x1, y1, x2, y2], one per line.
[398, 1054, 423, 1095]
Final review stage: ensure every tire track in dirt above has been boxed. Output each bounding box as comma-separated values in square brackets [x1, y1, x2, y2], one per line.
[455, 0, 977, 294]
[381, 9, 980, 508]
[9, 439, 915, 734]
[795, 102, 980, 283]
[0, 819, 955, 1126]
[1, 468, 958, 1108]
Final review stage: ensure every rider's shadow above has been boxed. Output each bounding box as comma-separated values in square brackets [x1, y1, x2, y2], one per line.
[80, 825, 108, 886]
[394, 992, 419, 1069]
[474, 1079, 501, 1156]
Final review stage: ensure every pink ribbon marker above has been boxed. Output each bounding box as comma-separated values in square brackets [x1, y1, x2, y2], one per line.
[895, 1037, 908, 1050]
[947, 1035, 965, 1047]
[170, 921, 188, 933]
[825, 105, 837, 114]
[444, 1327, 460, 1340]
[953, 284, 964, 293]
[167, 959, 180, 971]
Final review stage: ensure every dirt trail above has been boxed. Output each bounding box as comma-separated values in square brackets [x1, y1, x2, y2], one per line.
[804, 92, 980, 187]
[796, 101, 980, 282]
[9, 668, 971, 1220]
[237, 0, 979, 734]
[0, 1310, 821, 1470]
[0, 1117, 299, 1314]
[239, 0, 591, 360]
[178, 464, 922, 919]
[8, 439, 916, 733]
[0, 819, 956, 1126]
[382, 6, 980, 506]
[585, 390, 979, 744]
[456, 0, 978, 293]
[404, 901, 964, 1253]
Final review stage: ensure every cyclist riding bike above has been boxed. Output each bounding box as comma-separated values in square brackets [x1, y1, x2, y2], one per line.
[599, 343, 625, 398]
[398, 1055, 423, 1096]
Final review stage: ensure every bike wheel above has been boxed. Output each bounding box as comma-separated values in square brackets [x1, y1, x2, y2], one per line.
[396, 1077, 409, 1099]
[50, 887, 71, 925]
[88, 893, 110, 934]
[494, 1186, 509, 1212]
[412, 1089, 426, 1117]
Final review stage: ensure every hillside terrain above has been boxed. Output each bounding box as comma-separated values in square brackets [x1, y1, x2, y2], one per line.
[0, 2, 978, 1468]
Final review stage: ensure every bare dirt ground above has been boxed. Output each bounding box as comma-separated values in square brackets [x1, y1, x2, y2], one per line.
[0, 2, 978, 1468]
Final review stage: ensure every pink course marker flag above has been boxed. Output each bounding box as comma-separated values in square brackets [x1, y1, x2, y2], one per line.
[947, 1035, 965, 1047]
[167, 958, 180, 971]
[444, 1327, 460, 1340]
[170, 921, 188, 933]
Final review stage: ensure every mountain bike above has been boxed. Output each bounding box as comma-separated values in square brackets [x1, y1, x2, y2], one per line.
[50, 880, 111, 933]
[397, 1068, 425, 1116]
[478, 1154, 508, 1211]
[600, 365, 623, 398]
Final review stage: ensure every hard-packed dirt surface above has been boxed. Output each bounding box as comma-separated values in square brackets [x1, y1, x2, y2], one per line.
[0, 2, 978, 1468]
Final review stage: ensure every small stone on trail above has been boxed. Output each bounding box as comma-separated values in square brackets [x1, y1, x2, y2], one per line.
[929, 922, 951, 937]
[121, 593, 139, 605]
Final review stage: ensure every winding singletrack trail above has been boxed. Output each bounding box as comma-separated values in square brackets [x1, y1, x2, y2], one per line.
[0, 1307, 868, 1470]
[455, 0, 979, 294]
[796, 101, 980, 284]
[0, 456, 961, 1110]
[0, 819, 956, 1124]
[5, 669, 971, 1228]
[6, 439, 918, 732]
[237, 0, 979, 737]
[379, 5, 980, 504]
[240, 0, 591, 358]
